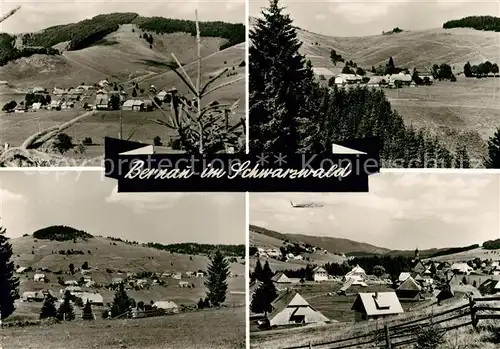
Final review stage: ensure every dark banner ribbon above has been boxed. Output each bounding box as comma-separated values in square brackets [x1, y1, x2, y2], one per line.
[104, 137, 381, 192]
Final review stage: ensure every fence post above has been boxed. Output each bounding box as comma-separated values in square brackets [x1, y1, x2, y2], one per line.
[309, 340, 312, 349]
[384, 324, 392, 349]
[469, 296, 477, 331]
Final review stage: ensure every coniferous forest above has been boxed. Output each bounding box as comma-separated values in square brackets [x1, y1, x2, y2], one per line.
[249, 0, 500, 168]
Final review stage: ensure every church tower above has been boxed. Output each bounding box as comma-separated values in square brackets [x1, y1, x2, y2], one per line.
[414, 247, 420, 261]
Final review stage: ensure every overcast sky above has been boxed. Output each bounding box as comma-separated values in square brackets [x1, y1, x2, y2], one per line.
[1, 0, 244, 34]
[250, 173, 500, 250]
[0, 171, 245, 244]
[250, 0, 500, 37]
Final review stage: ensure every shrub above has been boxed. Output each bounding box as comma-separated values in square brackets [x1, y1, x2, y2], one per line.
[414, 322, 445, 349]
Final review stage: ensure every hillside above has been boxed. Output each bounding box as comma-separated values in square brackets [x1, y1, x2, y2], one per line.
[10, 234, 245, 307]
[249, 225, 389, 255]
[0, 13, 245, 89]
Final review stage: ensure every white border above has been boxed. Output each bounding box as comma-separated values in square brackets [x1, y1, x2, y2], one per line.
[245, 0, 250, 155]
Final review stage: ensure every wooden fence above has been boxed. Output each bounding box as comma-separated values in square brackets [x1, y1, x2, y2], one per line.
[284, 296, 500, 349]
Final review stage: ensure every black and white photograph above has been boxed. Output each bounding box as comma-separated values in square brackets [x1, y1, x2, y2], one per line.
[0, 0, 245, 167]
[0, 171, 246, 348]
[250, 0, 500, 168]
[249, 173, 500, 348]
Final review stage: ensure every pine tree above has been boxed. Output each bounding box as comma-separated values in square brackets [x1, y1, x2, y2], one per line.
[250, 262, 278, 315]
[56, 291, 75, 321]
[82, 299, 94, 320]
[249, 0, 320, 152]
[40, 294, 57, 319]
[252, 260, 263, 282]
[204, 250, 230, 307]
[0, 226, 19, 319]
[110, 283, 132, 318]
[485, 127, 500, 168]
[455, 144, 470, 168]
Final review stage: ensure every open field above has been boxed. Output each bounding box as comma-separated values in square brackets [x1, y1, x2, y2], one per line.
[1, 307, 245, 349]
[425, 247, 500, 263]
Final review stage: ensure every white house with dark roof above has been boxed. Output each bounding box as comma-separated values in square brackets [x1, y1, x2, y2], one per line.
[313, 266, 329, 282]
[268, 290, 329, 327]
[345, 265, 367, 282]
[154, 301, 179, 313]
[351, 292, 404, 322]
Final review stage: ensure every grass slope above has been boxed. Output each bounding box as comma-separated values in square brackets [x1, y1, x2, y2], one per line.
[2, 307, 245, 349]
[11, 235, 245, 308]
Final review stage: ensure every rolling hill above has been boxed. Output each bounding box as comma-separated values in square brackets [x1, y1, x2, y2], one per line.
[9, 230, 245, 309]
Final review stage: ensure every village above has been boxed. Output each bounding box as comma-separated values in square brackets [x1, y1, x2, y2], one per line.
[251, 244, 500, 328]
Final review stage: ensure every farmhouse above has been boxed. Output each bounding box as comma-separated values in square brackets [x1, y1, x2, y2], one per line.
[272, 272, 292, 284]
[63, 286, 82, 294]
[172, 273, 182, 279]
[49, 100, 62, 110]
[351, 292, 404, 322]
[366, 76, 387, 87]
[16, 266, 27, 273]
[64, 280, 79, 286]
[389, 73, 412, 86]
[122, 99, 144, 111]
[154, 301, 179, 314]
[267, 290, 329, 327]
[34, 273, 45, 282]
[196, 272, 205, 278]
[313, 266, 329, 282]
[345, 265, 367, 282]
[157, 90, 168, 101]
[450, 263, 473, 275]
[398, 272, 411, 283]
[395, 276, 422, 300]
[79, 292, 104, 306]
[111, 277, 123, 285]
[22, 291, 45, 302]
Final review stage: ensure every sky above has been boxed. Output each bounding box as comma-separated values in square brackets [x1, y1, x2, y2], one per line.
[250, 173, 500, 250]
[250, 0, 500, 37]
[0, 170, 245, 245]
[0, 0, 245, 33]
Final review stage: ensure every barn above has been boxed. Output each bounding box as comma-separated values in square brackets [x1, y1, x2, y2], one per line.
[395, 276, 422, 300]
[272, 272, 292, 284]
[351, 292, 404, 322]
[267, 290, 329, 327]
[154, 301, 179, 314]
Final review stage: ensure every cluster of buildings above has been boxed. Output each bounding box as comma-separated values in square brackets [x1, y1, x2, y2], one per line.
[329, 72, 434, 89]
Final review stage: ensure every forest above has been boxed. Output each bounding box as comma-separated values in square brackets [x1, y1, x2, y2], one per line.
[0, 33, 59, 66]
[145, 242, 245, 257]
[32, 225, 93, 241]
[443, 16, 500, 32]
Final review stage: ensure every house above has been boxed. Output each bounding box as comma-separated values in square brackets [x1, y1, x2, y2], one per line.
[22, 291, 45, 302]
[313, 266, 329, 282]
[351, 292, 404, 322]
[451, 263, 473, 275]
[16, 266, 27, 273]
[172, 273, 182, 279]
[266, 249, 281, 259]
[98, 79, 109, 88]
[32, 87, 47, 94]
[63, 286, 82, 294]
[14, 104, 26, 113]
[412, 260, 427, 274]
[389, 73, 412, 86]
[122, 99, 144, 111]
[267, 290, 329, 327]
[49, 100, 62, 110]
[345, 265, 367, 282]
[179, 281, 190, 288]
[153, 301, 179, 314]
[395, 276, 422, 300]
[31, 102, 42, 111]
[111, 277, 123, 285]
[136, 279, 148, 287]
[196, 272, 204, 278]
[34, 273, 45, 282]
[78, 292, 104, 306]
[64, 280, 79, 286]
[366, 76, 387, 87]
[95, 97, 109, 110]
[272, 272, 292, 284]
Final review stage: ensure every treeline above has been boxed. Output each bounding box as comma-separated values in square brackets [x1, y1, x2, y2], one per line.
[15, 13, 244, 61]
[483, 239, 500, 250]
[134, 17, 245, 49]
[145, 242, 245, 257]
[23, 13, 138, 50]
[443, 16, 500, 32]
[0, 33, 59, 66]
[32, 225, 93, 241]
[464, 61, 499, 77]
